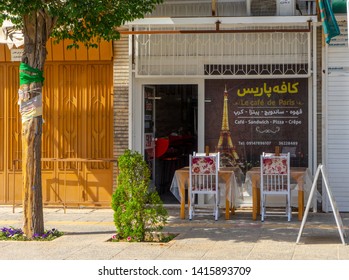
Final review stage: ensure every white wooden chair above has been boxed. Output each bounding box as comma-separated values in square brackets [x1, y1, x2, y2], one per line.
[189, 153, 220, 220]
[260, 152, 291, 221]
[193, 152, 220, 170]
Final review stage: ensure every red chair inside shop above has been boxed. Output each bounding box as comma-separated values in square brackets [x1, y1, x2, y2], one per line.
[155, 138, 169, 158]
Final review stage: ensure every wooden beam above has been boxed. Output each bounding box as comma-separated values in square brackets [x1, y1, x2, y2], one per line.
[119, 21, 312, 35]
[212, 0, 217, 16]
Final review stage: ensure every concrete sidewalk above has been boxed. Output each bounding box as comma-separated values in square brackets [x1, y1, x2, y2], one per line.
[0, 205, 348, 260]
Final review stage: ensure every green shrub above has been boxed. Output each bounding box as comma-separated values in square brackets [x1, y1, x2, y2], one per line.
[111, 149, 168, 242]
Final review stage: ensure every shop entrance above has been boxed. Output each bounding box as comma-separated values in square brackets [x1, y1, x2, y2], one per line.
[143, 84, 198, 203]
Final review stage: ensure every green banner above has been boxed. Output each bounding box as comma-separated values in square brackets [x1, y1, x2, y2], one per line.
[319, 0, 341, 44]
[332, 0, 347, 13]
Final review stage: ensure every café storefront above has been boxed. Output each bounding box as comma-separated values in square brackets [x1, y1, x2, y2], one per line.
[125, 10, 319, 206]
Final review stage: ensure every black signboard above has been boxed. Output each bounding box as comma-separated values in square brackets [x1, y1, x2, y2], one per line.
[205, 78, 308, 168]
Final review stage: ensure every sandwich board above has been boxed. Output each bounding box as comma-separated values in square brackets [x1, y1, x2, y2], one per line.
[296, 164, 347, 245]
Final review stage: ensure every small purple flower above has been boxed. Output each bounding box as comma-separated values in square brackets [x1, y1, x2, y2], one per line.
[1, 226, 61, 240]
[1, 227, 23, 238]
[127, 236, 132, 242]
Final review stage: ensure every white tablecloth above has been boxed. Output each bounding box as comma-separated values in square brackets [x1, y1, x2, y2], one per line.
[244, 167, 317, 208]
[170, 166, 243, 209]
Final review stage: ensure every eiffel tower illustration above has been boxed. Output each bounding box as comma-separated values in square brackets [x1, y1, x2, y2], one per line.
[215, 85, 240, 166]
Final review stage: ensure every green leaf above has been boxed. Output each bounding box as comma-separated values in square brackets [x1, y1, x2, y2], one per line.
[0, 0, 164, 47]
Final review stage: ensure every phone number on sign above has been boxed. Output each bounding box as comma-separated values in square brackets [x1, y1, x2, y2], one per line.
[192, 266, 251, 276]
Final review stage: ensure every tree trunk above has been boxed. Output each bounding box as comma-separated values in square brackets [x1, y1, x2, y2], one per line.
[21, 10, 54, 238]
[22, 117, 44, 237]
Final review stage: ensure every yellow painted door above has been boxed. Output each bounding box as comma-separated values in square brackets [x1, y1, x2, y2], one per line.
[0, 61, 114, 207]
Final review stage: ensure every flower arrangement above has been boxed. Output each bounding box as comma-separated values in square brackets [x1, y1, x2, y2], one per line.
[0, 226, 63, 241]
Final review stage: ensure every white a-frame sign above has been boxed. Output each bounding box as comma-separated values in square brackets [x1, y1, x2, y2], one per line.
[296, 164, 347, 245]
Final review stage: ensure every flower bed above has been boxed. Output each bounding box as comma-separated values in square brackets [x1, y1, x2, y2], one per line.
[0, 227, 63, 241]
[109, 232, 178, 243]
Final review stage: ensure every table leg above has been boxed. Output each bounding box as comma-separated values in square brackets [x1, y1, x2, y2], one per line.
[296, 176, 305, 221]
[252, 178, 260, 220]
[225, 179, 233, 220]
[180, 183, 186, 219]
[225, 198, 230, 220]
[298, 189, 304, 221]
[252, 186, 258, 220]
[257, 188, 260, 216]
[230, 178, 235, 216]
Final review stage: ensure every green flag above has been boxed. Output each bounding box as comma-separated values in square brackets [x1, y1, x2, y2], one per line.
[319, 0, 341, 44]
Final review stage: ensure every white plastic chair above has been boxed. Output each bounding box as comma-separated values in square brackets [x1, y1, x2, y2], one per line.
[260, 152, 291, 222]
[189, 153, 220, 220]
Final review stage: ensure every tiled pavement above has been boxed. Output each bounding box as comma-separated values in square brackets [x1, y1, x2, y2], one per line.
[0, 205, 348, 260]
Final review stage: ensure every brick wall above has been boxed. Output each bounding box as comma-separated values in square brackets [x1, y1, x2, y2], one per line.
[113, 34, 130, 187]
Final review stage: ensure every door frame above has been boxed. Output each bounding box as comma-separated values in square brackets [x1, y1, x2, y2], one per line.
[143, 85, 157, 182]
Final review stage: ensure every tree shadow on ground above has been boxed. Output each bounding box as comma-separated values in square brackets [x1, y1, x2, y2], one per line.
[164, 207, 349, 245]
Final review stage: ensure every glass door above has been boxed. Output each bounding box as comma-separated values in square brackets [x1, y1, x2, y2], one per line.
[143, 84, 198, 200]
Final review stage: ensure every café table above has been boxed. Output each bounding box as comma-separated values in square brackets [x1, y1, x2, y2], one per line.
[245, 167, 312, 221]
[170, 166, 240, 220]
